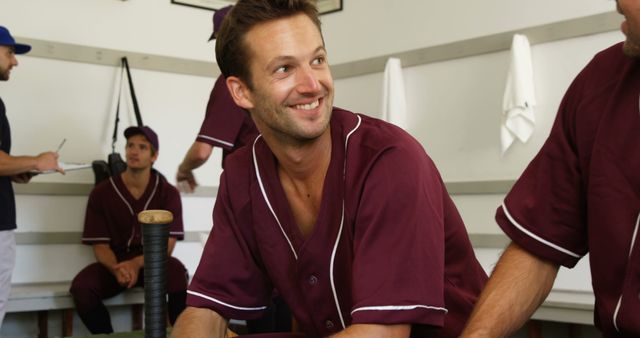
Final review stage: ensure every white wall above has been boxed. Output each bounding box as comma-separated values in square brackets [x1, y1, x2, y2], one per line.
[322, 0, 615, 64]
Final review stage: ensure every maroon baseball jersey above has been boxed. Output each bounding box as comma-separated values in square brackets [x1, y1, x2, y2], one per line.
[496, 42, 640, 337]
[197, 76, 258, 158]
[82, 170, 184, 261]
[188, 108, 487, 338]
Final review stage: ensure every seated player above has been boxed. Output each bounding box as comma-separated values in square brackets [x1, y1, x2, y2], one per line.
[70, 126, 187, 334]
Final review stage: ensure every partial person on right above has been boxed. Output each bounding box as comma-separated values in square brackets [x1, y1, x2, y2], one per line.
[461, 0, 640, 337]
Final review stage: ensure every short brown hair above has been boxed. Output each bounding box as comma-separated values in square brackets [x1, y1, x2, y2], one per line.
[215, 0, 322, 88]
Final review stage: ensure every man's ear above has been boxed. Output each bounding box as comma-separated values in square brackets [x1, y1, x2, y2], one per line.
[226, 76, 254, 110]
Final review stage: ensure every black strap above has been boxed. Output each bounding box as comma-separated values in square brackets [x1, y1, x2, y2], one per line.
[111, 63, 125, 153]
[122, 57, 143, 127]
[111, 57, 144, 152]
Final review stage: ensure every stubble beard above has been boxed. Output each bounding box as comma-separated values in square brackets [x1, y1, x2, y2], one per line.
[623, 37, 640, 58]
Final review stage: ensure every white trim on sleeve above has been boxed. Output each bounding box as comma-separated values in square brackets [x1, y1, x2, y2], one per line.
[501, 202, 581, 258]
[187, 290, 268, 311]
[82, 237, 110, 241]
[198, 134, 234, 148]
[351, 304, 448, 315]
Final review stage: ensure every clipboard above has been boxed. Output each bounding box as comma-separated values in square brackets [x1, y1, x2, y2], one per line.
[29, 162, 92, 175]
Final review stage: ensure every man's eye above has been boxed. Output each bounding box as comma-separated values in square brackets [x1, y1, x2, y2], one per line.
[312, 57, 325, 65]
[276, 65, 290, 73]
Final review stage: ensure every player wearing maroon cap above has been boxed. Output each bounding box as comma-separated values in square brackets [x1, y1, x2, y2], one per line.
[171, 1, 487, 337]
[70, 126, 187, 334]
[461, 1, 640, 337]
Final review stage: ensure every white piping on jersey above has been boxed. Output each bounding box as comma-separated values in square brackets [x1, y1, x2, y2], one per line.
[198, 134, 234, 148]
[351, 304, 448, 315]
[109, 174, 160, 251]
[110, 177, 134, 216]
[329, 114, 362, 330]
[330, 203, 347, 329]
[143, 176, 160, 211]
[252, 135, 298, 260]
[501, 202, 581, 258]
[612, 211, 640, 332]
[187, 290, 267, 311]
[169, 231, 184, 236]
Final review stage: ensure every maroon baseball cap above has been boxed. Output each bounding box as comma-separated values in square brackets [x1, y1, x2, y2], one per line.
[124, 126, 159, 151]
[208, 5, 233, 41]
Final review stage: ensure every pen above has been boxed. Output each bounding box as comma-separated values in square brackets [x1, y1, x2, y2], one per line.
[56, 138, 66, 153]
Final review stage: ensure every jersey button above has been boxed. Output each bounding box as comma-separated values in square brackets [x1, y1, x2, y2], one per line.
[325, 320, 334, 329]
[308, 275, 318, 285]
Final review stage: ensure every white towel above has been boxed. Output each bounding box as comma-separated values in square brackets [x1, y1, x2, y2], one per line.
[382, 57, 408, 130]
[501, 34, 536, 154]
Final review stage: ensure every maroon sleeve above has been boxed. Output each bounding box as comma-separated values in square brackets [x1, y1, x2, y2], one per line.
[496, 68, 589, 268]
[196, 76, 247, 149]
[81, 188, 111, 245]
[187, 171, 271, 320]
[350, 142, 447, 328]
[165, 183, 185, 240]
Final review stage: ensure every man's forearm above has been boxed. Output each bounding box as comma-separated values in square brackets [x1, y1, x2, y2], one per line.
[329, 323, 410, 338]
[178, 142, 213, 173]
[0, 151, 39, 176]
[0, 150, 61, 176]
[92, 244, 119, 273]
[461, 242, 559, 338]
[171, 306, 228, 338]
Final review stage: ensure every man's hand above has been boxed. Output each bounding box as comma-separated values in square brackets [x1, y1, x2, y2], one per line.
[36, 151, 64, 174]
[176, 168, 197, 193]
[113, 259, 142, 288]
[11, 172, 33, 183]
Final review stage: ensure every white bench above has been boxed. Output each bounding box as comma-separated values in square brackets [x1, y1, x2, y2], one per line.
[7, 282, 144, 337]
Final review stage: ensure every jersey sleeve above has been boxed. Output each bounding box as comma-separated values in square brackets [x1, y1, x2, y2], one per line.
[349, 142, 447, 328]
[196, 77, 247, 149]
[496, 70, 589, 268]
[82, 188, 111, 245]
[187, 171, 272, 320]
[165, 185, 185, 240]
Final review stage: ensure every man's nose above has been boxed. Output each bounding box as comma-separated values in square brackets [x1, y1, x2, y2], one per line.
[296, 65, 321, 94]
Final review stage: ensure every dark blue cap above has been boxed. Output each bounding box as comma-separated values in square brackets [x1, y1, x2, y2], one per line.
[0, 26, 31, 54]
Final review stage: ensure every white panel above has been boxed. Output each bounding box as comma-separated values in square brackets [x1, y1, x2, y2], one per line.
[322, 0, 616, 64]
[451, 194, 506, 234]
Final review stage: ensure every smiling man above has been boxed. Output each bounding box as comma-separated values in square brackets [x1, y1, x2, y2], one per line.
[461, 1, 640, 337]
[69, 126, 188, 334]
[171, 1, 486, 338]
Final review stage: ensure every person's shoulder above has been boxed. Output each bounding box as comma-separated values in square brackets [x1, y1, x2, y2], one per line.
[334, 108, 418, 151]
[593, 42, 627, 62]
[223, 141, 257, 176]
[91, 177, 114, 194]
[87, 177, 116, 203]
[583, 42, 632, 79]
